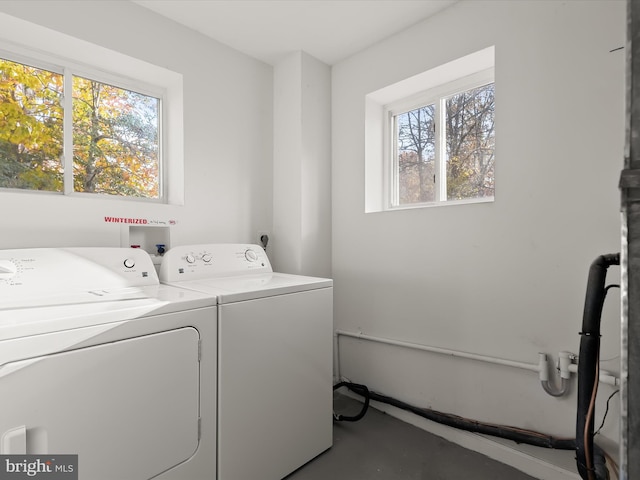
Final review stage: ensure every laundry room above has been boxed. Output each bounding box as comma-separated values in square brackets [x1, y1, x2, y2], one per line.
[0, 1, 631, 480]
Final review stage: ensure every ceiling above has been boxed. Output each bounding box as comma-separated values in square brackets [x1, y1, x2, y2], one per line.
[132, 0, 458, 66]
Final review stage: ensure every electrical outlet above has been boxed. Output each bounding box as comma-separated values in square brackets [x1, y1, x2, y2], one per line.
[257, 231, 270, 249]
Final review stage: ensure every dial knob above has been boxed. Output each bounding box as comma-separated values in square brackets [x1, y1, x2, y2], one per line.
[186, 254, 196, 264]
[202, 254, 212, 263]
[0, 260, 17, 279]
[245, 249, 259, 262]
[123, 258, 135, 269]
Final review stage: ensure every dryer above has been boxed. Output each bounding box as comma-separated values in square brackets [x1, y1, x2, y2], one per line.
[0, 247, 217, 480]
[159, 244, 333, 480]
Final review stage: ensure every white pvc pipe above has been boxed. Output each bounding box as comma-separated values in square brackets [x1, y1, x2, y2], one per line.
[334, 330, 620, 387]
[335, 329, 540, 373]
[567, 363, 620, 387]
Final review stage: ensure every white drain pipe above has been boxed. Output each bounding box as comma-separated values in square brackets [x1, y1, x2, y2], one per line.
[334, 330, 619, 392]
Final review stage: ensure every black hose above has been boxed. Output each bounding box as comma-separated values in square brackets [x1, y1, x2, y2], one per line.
[576, 253, 619, 480]
[335, 381, 577, 446]
[333, 381, 370, 422]
[335, 381, 611, 476]
[367, 389, 576, 449]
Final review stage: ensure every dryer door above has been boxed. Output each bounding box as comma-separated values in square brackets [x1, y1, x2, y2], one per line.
[0, 327, 200, 480]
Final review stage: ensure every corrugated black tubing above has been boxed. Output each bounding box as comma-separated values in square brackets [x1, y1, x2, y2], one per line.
[333, 382, 370, 422]
[335, 382, 575, 448]
[576, 253, 619, 480]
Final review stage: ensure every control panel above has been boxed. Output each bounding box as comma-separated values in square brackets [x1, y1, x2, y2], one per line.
[159, 244, 273, 282]
[0, 247, 159, 303]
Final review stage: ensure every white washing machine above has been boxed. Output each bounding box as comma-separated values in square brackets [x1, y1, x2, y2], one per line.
[159, 244, 333, 480]
[0, 247, 217, 480]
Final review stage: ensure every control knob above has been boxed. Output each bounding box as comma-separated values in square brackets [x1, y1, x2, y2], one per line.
[245, 249, 259, 262]
[123, 258, 136, 269]
[0, 260, 17, 279]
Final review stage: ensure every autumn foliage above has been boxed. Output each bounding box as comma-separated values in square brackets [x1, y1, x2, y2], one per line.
[0, 57, 159, 198]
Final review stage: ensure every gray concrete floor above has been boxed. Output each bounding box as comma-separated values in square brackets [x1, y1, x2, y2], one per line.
[285, 393, 538, 480]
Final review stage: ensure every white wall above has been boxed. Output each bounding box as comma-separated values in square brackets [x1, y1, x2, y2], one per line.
[273, 53, 303, 272]
[273, 51, 332, 277]
[0, 1, 273, 250]
[332, 0, 625, 475]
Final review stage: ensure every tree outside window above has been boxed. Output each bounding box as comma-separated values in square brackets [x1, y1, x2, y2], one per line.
[395, 82, 495, 205]
[0, 57, 161, 199]
[0, 59, 63, 192]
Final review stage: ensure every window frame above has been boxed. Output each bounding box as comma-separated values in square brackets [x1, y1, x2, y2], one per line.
[364, 46, 495, 214]
[0, 49, 166, 202]
[384, 68, 495, 210]
[0, 18, 183, 205]
[66, 67, 167, 201]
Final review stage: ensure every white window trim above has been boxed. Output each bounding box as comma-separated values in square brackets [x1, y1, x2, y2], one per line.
[0, 13, 184, 205]
[384, 68, 495, 209]
[365, 46, 495, 213]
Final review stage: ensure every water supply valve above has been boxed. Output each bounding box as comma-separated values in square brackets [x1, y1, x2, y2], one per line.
[558, 351, 572, 379]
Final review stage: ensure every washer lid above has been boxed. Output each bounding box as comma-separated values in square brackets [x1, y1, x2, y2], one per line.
[171, 272, 332, 304]
[0, 284, 216, 342]
[0, 286, 149, 311]
[0, 248, 217, 341]
[0, 247, 158, 306]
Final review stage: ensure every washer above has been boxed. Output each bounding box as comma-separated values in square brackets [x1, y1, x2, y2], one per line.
[159, 244, 333, 480]
[0, 247, 217, 480]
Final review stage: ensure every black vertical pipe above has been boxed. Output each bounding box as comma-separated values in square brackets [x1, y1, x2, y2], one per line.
[576, 253, 619, 480]
[621, 1, 640, 478]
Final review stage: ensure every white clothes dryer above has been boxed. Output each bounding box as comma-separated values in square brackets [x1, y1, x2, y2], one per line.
[159, 244, 333, 480]
[0, 247, 217, 480]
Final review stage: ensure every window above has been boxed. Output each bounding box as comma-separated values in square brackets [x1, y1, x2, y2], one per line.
[0, 58, 63, 191]
[365, 46, 495, 213]
[0, 13, 183, 205]
[389, 77, 495, 206]
[72, 75, 160, 197]
[0, 56, 161, 199]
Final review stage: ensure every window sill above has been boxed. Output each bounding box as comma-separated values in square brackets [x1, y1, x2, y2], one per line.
[369, 196, 495, 213]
